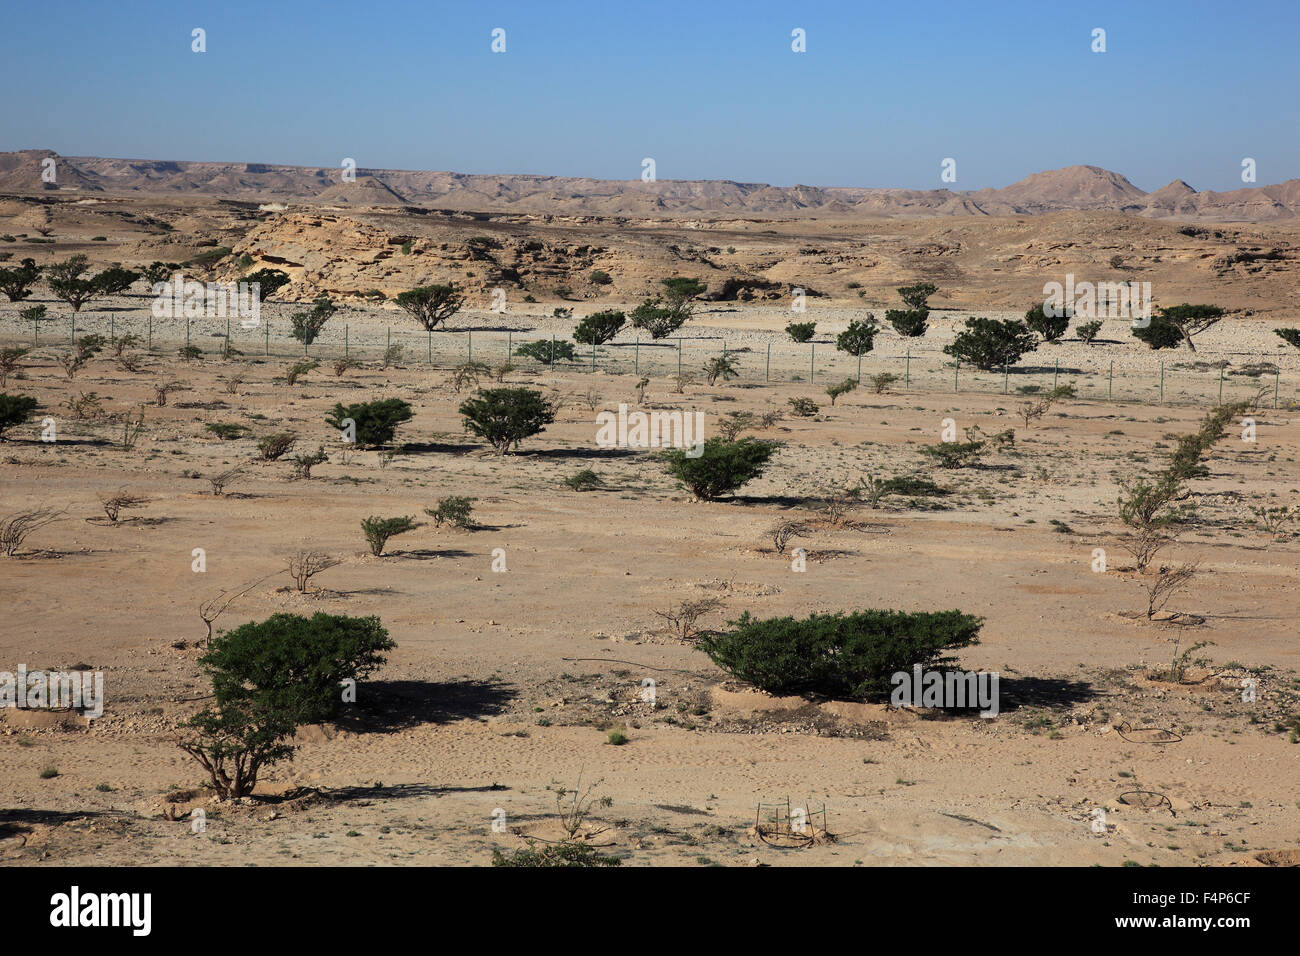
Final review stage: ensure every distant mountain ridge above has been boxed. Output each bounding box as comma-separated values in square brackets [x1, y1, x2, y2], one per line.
[2, 149, 1299, 222]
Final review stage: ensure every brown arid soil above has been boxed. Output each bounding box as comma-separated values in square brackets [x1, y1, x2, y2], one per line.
[1, 196, 1299, 868]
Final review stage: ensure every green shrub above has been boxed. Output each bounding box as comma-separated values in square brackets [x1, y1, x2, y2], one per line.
[92, 266, 140, 296]
[564, 468, 602, 491]
[459, 387, 555, 454]
[360, 516, 420, 555]
[515, 339, 577, 364]
[395, 284, 465, 331]
[425, 496, 475, 529]
[589, 269, 613, 286]
[573, 310, 625, 345]
[0, 393, 39, 439]
[897, 283, 938, 310]
[0, 257, 41, 301]
[1275, 328, 1300, 350]
[836, 317, 879, 356]
[700, 609, 982, 700]
[787, 396, 819, 417]
[662, 437, 777, 500]
[1024, 303, 1071, 341]
[919, 440, 985, 469]
[825, 378, 857, 405]
[290, 294, 336, 346]
[1132, 304, 1224, 351]
[786, 321, 816, 343]
[492, 843, 621, 867]
[325, 398, 414, 447]
[703, 354, 739, 385]
[886, 309, 928, 337]
[944, 317, 1038, 369]
[1077, 320, 1103, 345]
[178, 345, 203, 361]
[242, 268, 291, 298]
[205, 422, 249, 441]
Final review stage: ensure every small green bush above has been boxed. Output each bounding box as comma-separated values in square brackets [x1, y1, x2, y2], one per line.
[699, 608, 983, 700]
[459, 388, 555, 454]
[825, 378, 857, 405]
[944, 317, 1038, 369]
[360, 516, 420, 556]
[573, 310, 625, 345]
[515, 339, 577, 364]
[786, 321, 816, 343]
[0, 393, 38, 439]
[886, 309, 928, 337]
[836, 317, 879, 356]
[662, 437, 778, 500]
[425, 496, 475, 529]
[1024, 302, 1071, 341]
[325, 398, 414, 447]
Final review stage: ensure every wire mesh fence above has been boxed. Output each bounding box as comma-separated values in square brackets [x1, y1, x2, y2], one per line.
[3, 308, 1292, 410]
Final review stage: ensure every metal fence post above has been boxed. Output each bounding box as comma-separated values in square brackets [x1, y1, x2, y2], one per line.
[345, 323, 349, 356]
[635, 336, 639, 376]
[1218, 366, 1224, 404]
[954, 358, 959, 393]
[1003, 363, 1008, 394]
[766, 343, 770, 382]
[810, 343, 814, 383]
[1108, 360, 1113, 400]
[1275, 371, 1280, 408]
[1160, 361, 1164, 402]
[468, 330, 473, 364]
[677, 338, 681, 378]
[905, 348, 910, 388]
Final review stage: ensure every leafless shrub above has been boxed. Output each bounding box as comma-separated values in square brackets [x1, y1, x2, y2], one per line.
[381, 344, 403, 368]
[671, 373, 695, 394]
[332, 356, 361, 377]
[58, 352, 87, 380]
[770, 519, 811, 555]
[60, 391, 105, 420]
[553, 773, 613, 841]
[652, 596, 724, 642]
[870, 372, 900, 394]
[0, 347, 29, 388]
[111, 334, 142, 358]
[492, 361, 515, 383]
[197, 575, 272, 643]
[757, 410, 784, 428]
[119, 406, 146, 451]
[634, 376, 650, 403]
[285, 549, 341, 592]
[222, 364, 251, 395]
[1250, 504, 1297, 544]
[578, 387, 602, 411]
[118, 352, 145, 373]
[1118, 527, 1172, 573]
[1, 507, 63, 556]
[1019, 384, 1076, 428]
[1143, 562, 1199, 620]
[99, 490, 149, 524]
[153, 381, 187, 406]
[208, 464, 246, 496]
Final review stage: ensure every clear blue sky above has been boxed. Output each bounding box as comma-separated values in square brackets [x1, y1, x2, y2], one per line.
[1, 0, 1295, 192]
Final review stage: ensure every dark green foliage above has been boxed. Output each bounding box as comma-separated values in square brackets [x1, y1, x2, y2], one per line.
[241, 268, 291, 298]
[142, 261, 183, 287]
[290, 294, 337, 345]
[836, 317, 880, 356]
[786, 321, 816, 343]
[181, 612, 394, 798]
[395, 284, 466, 331]
[459, 387, 556, 454]
[200, 612, 394, 724]
[1276, 328, 1300, 350]
[886, 309, 929, 337]
[425, 496, 475, 529]
[699, 609, 983, 700]
[360, 516, 421, 555]
[0, 393, 39, 439]
[1024, 302, 1071, 341]
[662, 437, 777, 500]
[0, 257, 41, 301]
[1133, 304, 1225, 351]
[589, 269, 613, 286]
[944, 317, 1038, 369]
[492, 843, 622, 867]
[205, 422, 249, 440]
[325, 398, 414, 447]
[629, 277, 705, 339]
[92, 266, 141, 296]
[1131, 316, 1185, 350]
[515, 339, 578, 364]
[919, 440, 985, 469]
[564, 468, 602, 491]
[703, 353, 739, 385]
[46, 255, 98, 312]
[897, 282, 938, 310]
[1077, 320, 1103, 345]
[787, 396, 819, 417]
[825, 378, 857, 405]
[572, 310, 625, 345]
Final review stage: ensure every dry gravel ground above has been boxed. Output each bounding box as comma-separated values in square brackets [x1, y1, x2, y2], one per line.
[1, 308, 1298, 867]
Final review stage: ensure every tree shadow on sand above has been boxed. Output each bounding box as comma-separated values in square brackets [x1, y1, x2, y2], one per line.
[337, 677, 517, 734]
[995, 676, 1099, 713]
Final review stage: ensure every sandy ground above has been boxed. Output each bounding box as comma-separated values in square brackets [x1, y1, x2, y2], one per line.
[1, 302, 1298, 867]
